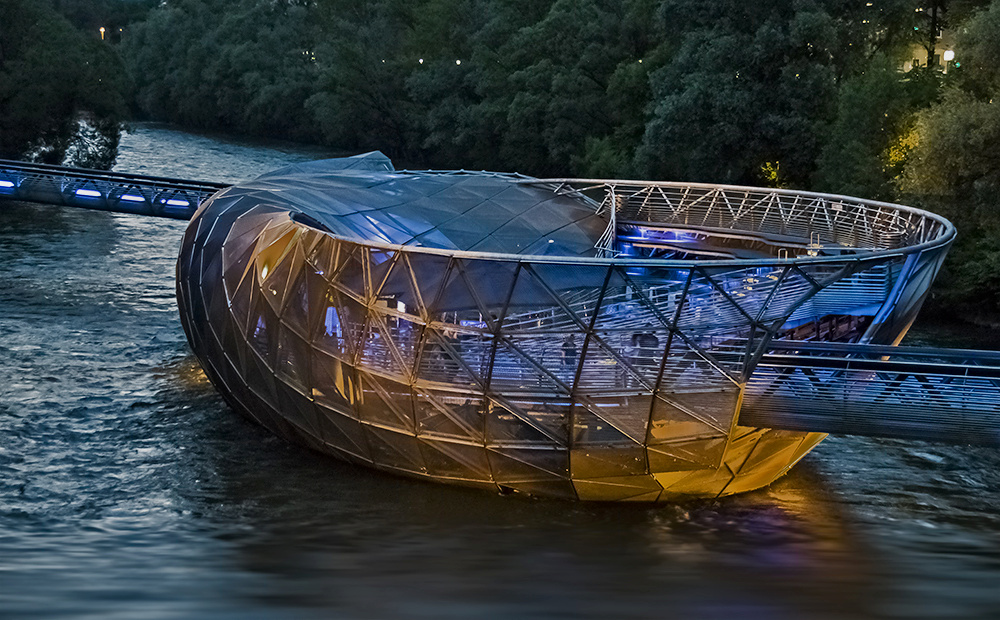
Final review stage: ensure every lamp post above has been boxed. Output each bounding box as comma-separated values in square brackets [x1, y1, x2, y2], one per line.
[99, 27, 105, 41]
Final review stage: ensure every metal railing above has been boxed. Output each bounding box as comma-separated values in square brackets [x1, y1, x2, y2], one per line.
[741, 341, 1000, 445]
[528, 179, 953, 254]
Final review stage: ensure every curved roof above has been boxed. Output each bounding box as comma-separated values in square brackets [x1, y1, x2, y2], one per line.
[223, 152, 606, 258]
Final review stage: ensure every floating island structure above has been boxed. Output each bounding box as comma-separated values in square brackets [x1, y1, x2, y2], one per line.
[176, 152, 954, 501]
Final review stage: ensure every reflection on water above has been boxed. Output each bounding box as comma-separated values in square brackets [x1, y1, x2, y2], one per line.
[1, 124, 999, 618]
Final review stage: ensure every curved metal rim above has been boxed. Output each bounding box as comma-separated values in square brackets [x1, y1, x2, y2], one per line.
[210, 178, 957, 268]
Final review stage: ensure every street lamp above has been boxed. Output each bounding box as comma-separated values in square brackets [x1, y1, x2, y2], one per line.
[99, 27, 105, 40]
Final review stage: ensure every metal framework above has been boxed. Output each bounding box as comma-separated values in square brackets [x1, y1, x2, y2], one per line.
[176, 153, 956, 501]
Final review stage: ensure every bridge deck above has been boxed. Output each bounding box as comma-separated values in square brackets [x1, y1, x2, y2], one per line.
[743, 341, 1000, 445]
[0, 159, 227, 220]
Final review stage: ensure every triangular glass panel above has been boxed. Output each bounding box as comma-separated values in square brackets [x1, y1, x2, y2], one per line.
[501, 266, 582, 334]
[660, 388, 741, 436]
[305, 236, 338, 279]
[591, 283, 674, 334]
[414, 391, 483, 441]
[226, 207, 276, 247]
[247, 293, 279, 366]
[406, 252, 454, 314]
[574, 394, 651, 442]
[572, 477, 663, 502]
[315, 402, 371, 461]
[332, 243, 368, 301]
[261, 245, 297, 314]
[570, 405, 641, 447]
[222, 219, 263, 266]
[658, 331, 742, 388]
[679, 267, 755, 331]
[672, 269, 726, 330]
[657, 462, 734, 497]
[314, 290, 367, 361]
[730, 433, 799, 476]
[367, 248, 399, 297]
[217, 309, 247, 377]
[647, 436, 728, 471]
[223, 241, 259, 303]
[418, 437, 492, 481]
[573, 332, 648, 393]
[569, 446, 647, 479]
[311, 349, 358, 413]
[420, 259, 498, 328]
[489, 339, 570, 395]
[281, 266, 312, 340]
[526, 264, 614, 331]
[273, 378, 322, 440]
[355, 372, 414, 432]
[648, 395, 727, 444]
[414, 329, 485, 390]
[378, 253, 427, 319]
[243, 348, 279, 409]
[364, 426, 425, 475]
[275, 324, 311, 393]
[358, 313, 413, 382]
[485, 399, 559, 445]
[205, 282, 231, 341]
[486, 446, 570, 482]
[228, 264, 258, 336]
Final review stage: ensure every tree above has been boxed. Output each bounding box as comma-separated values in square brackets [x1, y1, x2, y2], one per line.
[123, 0, 321, 141]
[899, 0, 1000, 317]
[814, 57, 940, 200]
[306, 0, 416, 159]
[0, 0, 128, 167]
[636, 0, 839, 186]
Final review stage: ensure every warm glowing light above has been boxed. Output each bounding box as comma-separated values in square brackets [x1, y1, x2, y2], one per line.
[943, 50, 955, 62]
[456, 59, 461, 65]
[418, 58, 424, 64]
[99, 27, 105, 40]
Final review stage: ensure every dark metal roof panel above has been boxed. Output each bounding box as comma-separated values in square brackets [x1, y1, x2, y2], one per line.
[225, 152, 606, 257]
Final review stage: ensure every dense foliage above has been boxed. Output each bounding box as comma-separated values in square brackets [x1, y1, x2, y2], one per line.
[119, 0, 974, 180]
[0, 0, 147, 168]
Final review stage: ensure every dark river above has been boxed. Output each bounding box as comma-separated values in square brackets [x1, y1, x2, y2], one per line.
[2, 125, 999, 619]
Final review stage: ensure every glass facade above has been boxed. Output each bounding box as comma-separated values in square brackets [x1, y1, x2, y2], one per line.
[177, 153, 954, 501]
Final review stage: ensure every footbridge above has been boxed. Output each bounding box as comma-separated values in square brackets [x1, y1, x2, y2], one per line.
[3, 159, 1000, 447]
[742, 341, 1000, 446]
[0, 158, 227, 219]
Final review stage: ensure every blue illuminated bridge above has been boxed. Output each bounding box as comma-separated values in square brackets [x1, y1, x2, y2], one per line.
[2, 155, 998, 502]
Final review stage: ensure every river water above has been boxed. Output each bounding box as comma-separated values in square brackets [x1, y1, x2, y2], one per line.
[1, 124, 999, 619]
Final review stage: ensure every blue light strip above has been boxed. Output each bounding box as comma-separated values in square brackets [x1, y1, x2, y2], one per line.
[0, 180, 14, 189]
[165, 198, 190, 207]
[120, 194, 145, 202]
[75, 188, 102, 198]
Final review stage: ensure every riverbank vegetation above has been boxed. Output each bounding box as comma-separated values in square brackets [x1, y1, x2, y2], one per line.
[7, 0, 1000, 319]
[0, 0, 155, 168]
